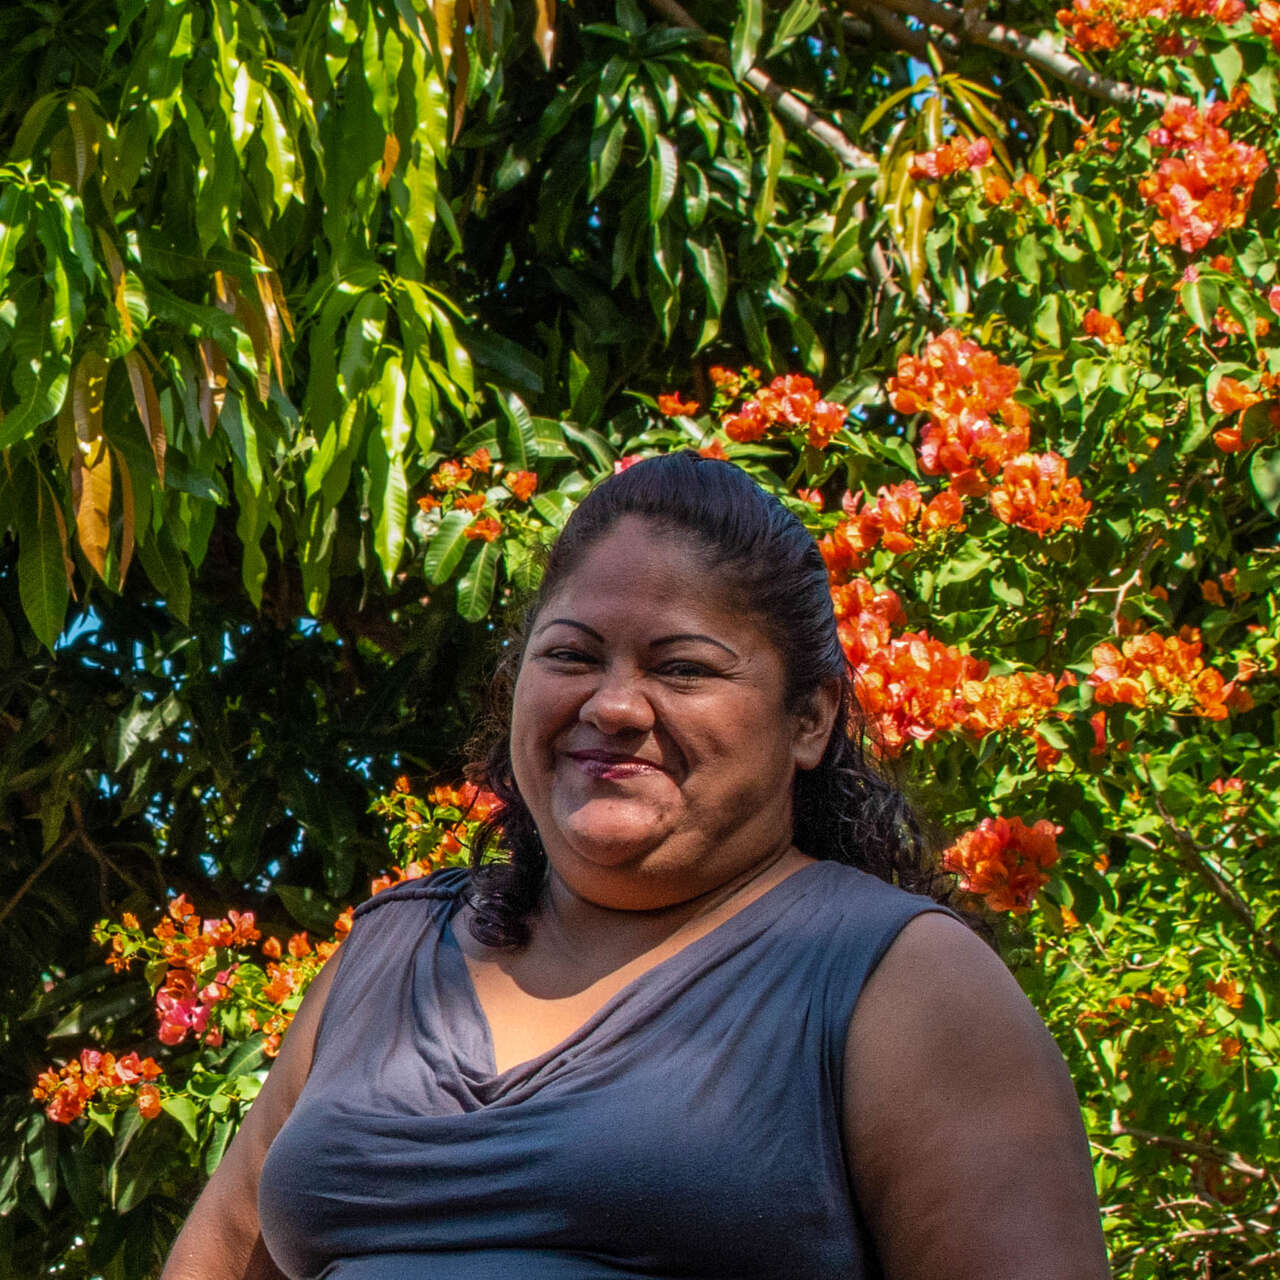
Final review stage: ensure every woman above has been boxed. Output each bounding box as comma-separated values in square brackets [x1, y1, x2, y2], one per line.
[163, 453, 1110, 1279]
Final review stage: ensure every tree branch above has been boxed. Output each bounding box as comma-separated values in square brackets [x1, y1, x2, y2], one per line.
[857, 0, 1185, 111]
[1110, 1121, 1272, 1182]
[1143, 785, 1280, 968]
[0, 831, 78, 931]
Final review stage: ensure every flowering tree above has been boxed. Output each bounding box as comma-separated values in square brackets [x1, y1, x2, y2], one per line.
[2, 0, 1279, 1274]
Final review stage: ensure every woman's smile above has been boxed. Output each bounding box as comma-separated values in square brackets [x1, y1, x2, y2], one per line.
[564, 749, 670, 781]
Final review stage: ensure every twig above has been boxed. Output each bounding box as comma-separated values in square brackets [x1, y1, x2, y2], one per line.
[1110, 1121, 1271, 1181]
[857, 0, 1187, 111]
[0, 831, 78, 930]
[1140, 782, 1280, 968]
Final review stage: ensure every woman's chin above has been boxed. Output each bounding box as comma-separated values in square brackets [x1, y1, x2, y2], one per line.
[549, 806, 674, 871]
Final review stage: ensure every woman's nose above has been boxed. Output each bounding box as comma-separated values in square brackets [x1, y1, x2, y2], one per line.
[577, 668, 655, 735]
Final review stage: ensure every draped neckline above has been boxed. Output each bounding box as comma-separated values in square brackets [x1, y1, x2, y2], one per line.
[438, 860, 824, 1097]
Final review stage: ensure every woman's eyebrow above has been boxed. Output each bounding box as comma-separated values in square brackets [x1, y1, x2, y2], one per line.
[651, 633, 739, 657]
[533, 618, 604, 641]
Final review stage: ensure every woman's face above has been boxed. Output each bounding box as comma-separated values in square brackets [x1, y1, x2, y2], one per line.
[510, 516, 836, 911]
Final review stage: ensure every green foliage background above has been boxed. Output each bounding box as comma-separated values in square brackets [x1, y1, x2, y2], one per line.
[1, 0, 1278, 1274]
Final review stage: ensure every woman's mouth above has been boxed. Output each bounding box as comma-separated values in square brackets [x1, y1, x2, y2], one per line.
[566, 750, 665, 780]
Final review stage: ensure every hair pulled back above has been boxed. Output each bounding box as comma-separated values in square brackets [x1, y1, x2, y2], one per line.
[465, 451, 951, 947]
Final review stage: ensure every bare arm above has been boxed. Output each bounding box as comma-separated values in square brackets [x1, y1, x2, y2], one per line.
[161, 954, 340, 1280]
[843, 913, 1110, 1280]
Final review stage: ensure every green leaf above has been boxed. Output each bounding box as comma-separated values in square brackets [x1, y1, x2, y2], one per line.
[275, 884, 341, 934]
[456, 539, 501, 621]
[161, 1096, 199, 1143]
[0, 185, 30, 303]
[768, 0, 822, 55]
[17, 474, 70, 651]
[1182, 278, 1220, 333]
[1249, 448, 1280, 515]
[753, 112, 786, 239]
[649, 135, 678, 224]
[424, 509, 475, 583]
[683, 164, 709, 230]
[494, 388, 537, 469]
[587, 114, 626, 199]
[25, 1115, 58, 1211]
[374, 454, 409, 586]
[730, 0, 763, 80]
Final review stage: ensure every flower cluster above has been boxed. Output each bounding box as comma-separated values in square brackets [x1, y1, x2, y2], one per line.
[718, 373, 847, 450]
[368, 779, 501, 893]
[888, 329, 1030, 494]
[827, 573, 1064, 753]
[818, 482, 965, 574]
[417, 446, 541, 543]
[1138, 99, 1267, 252]
[987, 452, 1092, 537]
[1089, 628, 1254, 720]
[1058, 0, 1243, 52]
[942, 816, 1062, 913]
[908, 135, 992, 180]
[33, 1049, 164, 1124]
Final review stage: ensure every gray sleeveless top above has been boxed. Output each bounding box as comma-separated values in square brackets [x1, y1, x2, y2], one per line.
[259, 862, 949, 1278]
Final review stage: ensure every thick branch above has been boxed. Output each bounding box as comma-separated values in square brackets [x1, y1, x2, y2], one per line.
[860, 0, 1184, 111]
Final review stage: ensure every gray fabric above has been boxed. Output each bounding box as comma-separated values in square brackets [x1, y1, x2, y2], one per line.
[259, 861, 948, 1278]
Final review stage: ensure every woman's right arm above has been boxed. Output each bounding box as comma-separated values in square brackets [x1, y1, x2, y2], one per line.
[160, 954, 340, 1280]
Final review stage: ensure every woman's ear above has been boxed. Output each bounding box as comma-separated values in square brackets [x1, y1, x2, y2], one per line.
[793, 678, 843, 772]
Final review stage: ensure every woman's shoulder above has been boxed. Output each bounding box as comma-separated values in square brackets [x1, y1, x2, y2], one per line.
[800, 859, 958, 928]
[351, 864, 471, 922]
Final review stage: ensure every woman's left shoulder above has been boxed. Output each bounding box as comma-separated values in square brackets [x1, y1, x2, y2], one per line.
[842, 910, 1111, 1278]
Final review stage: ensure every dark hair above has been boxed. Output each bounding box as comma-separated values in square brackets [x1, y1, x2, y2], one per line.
[465, 451, 959, 947]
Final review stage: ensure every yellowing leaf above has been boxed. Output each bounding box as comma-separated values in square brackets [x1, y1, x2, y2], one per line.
[534, 0, 557, 71]
[124, 349, 166, 485]
[380, 132, 401, 189]
[70, 351, 112, 580]
[198, 339, 228, 435]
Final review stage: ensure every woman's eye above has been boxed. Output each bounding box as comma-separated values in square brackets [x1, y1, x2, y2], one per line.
[544, 648, 594, 664]
[660, 661, 710, 681]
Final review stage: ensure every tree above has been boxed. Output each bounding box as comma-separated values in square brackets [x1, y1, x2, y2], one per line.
[2, 0, 1278, 1273]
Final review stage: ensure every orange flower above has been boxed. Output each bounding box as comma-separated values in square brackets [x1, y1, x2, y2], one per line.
[287, 932, 312, 959]
[1208, 375, 1263, 415]
[942, 816, 1061, 913]
[417, 494, 440, 512]
[908, 135, 992, 180]
[1206, 976, 1245, 1009]
[136, 1084, 162, 1120]
[983, 174, 1011, 205]
[463, 447, 492, 473]
[507, 470, 538, 501]
[431, 459, 472, 491]
[464, 517, 502, 542]
[657, 392, 699, 416]
[456, 493, 486, 514]
[719, 374, 845, 449]
[920, 489, 966, 532]
[987, 452, 1091, 536]
[1083, 308, 1123, 345]
[698, 437, 729, 460]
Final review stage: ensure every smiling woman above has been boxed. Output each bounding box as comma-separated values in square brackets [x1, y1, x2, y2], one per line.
[162, 453, 1110, 1280]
